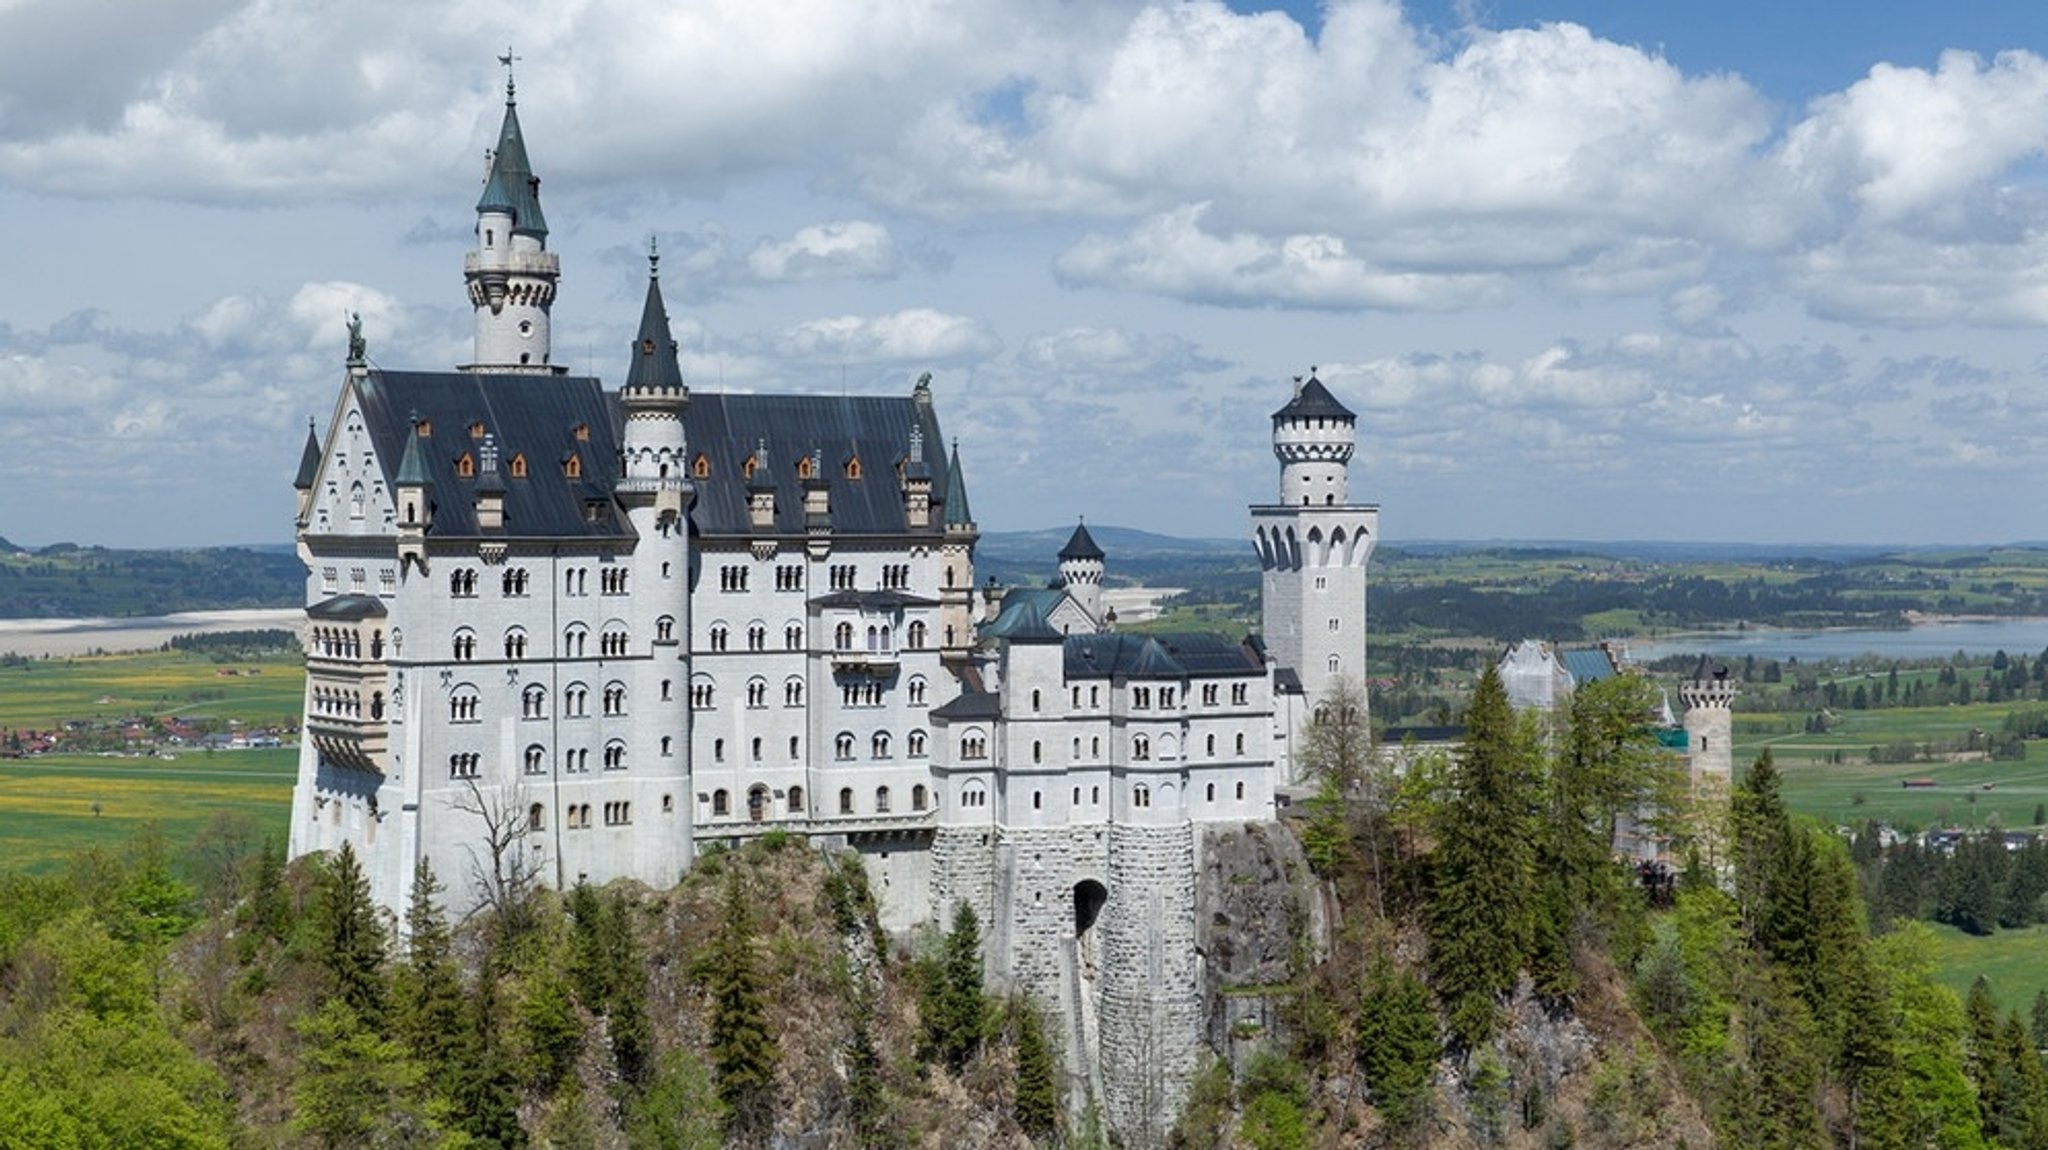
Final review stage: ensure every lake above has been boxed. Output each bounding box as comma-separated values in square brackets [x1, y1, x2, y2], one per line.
[1629, 617, 2048, 664]
[0, 608, 303, 659]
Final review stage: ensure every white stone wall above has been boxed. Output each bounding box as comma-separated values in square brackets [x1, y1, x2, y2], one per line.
[1099, 821, 1203, 1149]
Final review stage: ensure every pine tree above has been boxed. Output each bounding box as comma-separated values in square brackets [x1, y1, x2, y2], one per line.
[392, 858, 466, 1084]
[448, 962, 525, 1148]
[1012, 1000, 1060, 1142]
[1429, 665, 1536, 1049]
[604, 889, 652, 1089]
[313, 842, 387, 1031]
[291, 999, 432, 1149]
[923, 902, 990, 1072]
[1356, 952, 1439, 1130]
[708, 869, 778, 1140]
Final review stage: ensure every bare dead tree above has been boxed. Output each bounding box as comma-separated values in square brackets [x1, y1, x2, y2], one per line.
[449, 777, 543, 942]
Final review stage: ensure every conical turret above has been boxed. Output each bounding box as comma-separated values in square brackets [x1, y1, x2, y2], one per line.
[463, 58, 562, 374]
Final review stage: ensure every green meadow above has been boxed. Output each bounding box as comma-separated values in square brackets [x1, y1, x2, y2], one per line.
[0, 749, 296, 872]
[1925, 922, 2048, 1016]
[0, 650, 304, 871]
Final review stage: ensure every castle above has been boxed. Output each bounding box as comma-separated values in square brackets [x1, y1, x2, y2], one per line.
[286, 71, 1373, 1142]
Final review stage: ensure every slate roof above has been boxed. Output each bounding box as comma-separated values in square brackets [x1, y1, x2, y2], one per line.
[930, 689, 1002, 722]
[1690, 655, 1731, 682]
[294, 422, 323, 490]
[307, 594, 389, 620]
[1272, 376, 1354, 422]
[808, 590, 940, 611]
[623, 266, 684, 392]
[683, 393, 952, 539]
[351, 370, 626, 540]
[1063, 632, 1263, 680]
[1058, 522, 1105, 562]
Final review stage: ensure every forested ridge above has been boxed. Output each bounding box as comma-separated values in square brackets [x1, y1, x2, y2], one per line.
[7, 676, 2048, 1147]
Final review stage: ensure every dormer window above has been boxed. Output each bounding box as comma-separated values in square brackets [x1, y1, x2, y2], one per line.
[796, 455, 813, 480]
[741, 455, 758, 480]
[509, 453, 527, 479]
[469, 421, 486, 440]
[416, 419, 432, 438]
[562, 454, 583, 479]
[455, 452, 475, 479]
[844, 456, 861, 480]
[641, 338, 655, 355]
[692, 454, 711, 479]
[571, 422, 590, 442]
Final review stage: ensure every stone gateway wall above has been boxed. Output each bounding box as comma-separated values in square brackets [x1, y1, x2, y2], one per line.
[1099, 821, 1202, 1149]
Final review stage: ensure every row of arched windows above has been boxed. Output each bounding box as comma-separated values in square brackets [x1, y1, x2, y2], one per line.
[454, 623, 643, 661]
[309, 626, 383, 661]
[830, 729, 929, 760]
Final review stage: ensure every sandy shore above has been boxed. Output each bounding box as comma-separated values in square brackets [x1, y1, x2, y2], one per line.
[0, 608, 303, 659]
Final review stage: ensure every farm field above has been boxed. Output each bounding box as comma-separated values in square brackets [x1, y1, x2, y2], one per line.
[1734, 702, 2048, 831]
[0, 649, 305, 731]
[0, 748, 296, 872]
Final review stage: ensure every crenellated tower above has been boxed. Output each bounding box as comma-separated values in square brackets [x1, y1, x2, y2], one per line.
[463, 62, 562, 374]
[1250, 374, 1378, 724]
[1679, 657, 1736, 790]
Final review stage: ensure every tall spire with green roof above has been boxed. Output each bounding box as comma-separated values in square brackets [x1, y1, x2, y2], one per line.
[943, 439, 974, 528]
[464, 49, 562, 374]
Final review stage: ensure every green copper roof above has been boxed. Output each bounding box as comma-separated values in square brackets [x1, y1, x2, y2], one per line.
[293, 421, 322, 489]
[943, 440, 973, 526]
[624, 261, 685, 391]
[395, 421, 429, 487]
[476, 95, 548, 238]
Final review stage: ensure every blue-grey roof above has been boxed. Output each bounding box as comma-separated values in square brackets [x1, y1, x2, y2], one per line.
[624, 268, 685, 392]
[1272, 376, 1354, 423]
[395, 422, 430, 486]
[808, 590, 940, 611]
[307, 594, 389, 620]
[1560, 648, 1618, 685]
[1063, 632, 1263, 680]
[351, 370, 626, 540]
[930, 689, 1002, 722]
[683, 393, 951, 539]
[984, 588, 1068, 642]
[1058, 522, 1105, 562]
[943, 440, 973, 527]
[476, 97, 547, 238]
[294, 422, 323, 490]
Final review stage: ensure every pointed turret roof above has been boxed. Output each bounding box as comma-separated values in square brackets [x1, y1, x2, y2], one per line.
[1272, 375, 1354, 422]
[1059, 521, 1105, 562]
[943, 440, 973, 526]
[395, 419, 430, 487]
[624, 250, 685, 391]
[476, 75, 548, 238]
[293, 420, 322, 489]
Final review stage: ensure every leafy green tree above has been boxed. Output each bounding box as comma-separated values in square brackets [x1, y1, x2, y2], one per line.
[313, 841, 388, 1030]
[1860, 925, 1987, 1150]
[708, 869, 778, 1139]
[1355, 952, 1439, 1130]
[1239, 1048, 1312, 1150]
[1429, 665, 1536, 1049]
[628, 1048, 726, 1149]
[1011, 999, 1060, 1142]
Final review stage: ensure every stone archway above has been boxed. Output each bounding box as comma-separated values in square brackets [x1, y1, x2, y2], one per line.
[1074, 879, 1107, 939]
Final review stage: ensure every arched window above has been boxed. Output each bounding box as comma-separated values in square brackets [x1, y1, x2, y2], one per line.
[875, 786, 891, 813]
[787, 785, 805, 813]
[1133, 784, 1151, 809]
[908, 729, 927, 757]
[747, 623, 766, 651]
[525, 745, 546, 775]
[563, 625, 587, 658]
[528, 803, 545, 830]
[1032, 740, 1042, 764]
[603, 740, 626, 770]
[603, 682, 627, 716]
[747, 785, 768, 822]
[836, 732, 855, 760]
[1235, 733, 1246, 755]
[349, 482, 365, 519]
[839, 788, 855, 815]
[1133, 734, 1150, 761]
[835, 622, 854, 650]
[712, 789, 729, 817]
[1206, 783, 1216, 802]
[912, 784, 928, 811]
[872, 731, 891, 759]
[451, 629, 476, 661]
[657, 615, 675, 642]
[503, 627, 527, 660]
[747, 678, 767, 708]
[785, 677, 805, 707]
[709, 624, 729, 652]
[785, 623, 803, 650]
[908, 620, 927, 649]
[1236, 781, 1245, 800]
[563, 682, 588, 717]
[907, 676, 927, 706]
[1205, 733, 1216, 756]
[449, 687, 480, 723]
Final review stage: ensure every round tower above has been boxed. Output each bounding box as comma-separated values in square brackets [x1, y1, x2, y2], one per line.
[1057, 521, 1107, 626]
[463, 63, 562, 374]
[1249, 373, 1378, 728]
[617, 245, 690, 526]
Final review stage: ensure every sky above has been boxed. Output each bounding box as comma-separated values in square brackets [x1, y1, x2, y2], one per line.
[2, 0, 2047, 549]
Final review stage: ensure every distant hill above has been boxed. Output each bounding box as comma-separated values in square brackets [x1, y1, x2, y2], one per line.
[0, 546, 304, 619]
[0, 535, 22, 555]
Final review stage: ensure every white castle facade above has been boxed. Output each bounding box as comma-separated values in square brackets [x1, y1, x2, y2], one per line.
[286, 76, 1374, 1142]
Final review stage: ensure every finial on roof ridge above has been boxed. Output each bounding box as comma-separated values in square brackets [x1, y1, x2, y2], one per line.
[498, 47, 521, 103]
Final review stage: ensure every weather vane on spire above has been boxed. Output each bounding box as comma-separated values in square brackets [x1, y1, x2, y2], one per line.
[649, 234, 660, 278]
[498, 47, 521, 101]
